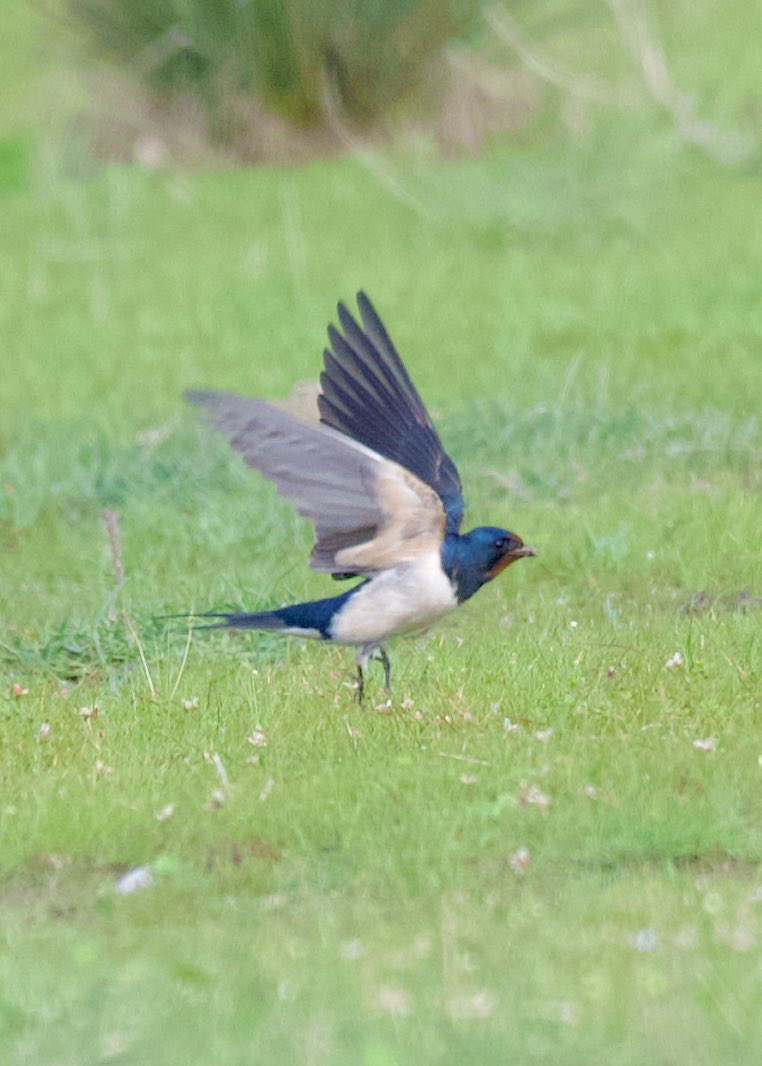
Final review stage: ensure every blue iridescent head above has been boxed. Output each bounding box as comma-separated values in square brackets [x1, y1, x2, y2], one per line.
[441, 526, 535, 603]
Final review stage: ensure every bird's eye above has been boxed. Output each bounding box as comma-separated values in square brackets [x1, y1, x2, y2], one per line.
[494, 537, 506, 550]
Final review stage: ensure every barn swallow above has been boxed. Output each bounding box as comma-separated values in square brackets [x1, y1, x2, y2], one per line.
[186, 293, 534, 700]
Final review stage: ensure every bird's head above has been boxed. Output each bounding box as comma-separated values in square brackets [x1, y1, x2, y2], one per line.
[443, 526, 535, 603]
[470, 526, 536, 579]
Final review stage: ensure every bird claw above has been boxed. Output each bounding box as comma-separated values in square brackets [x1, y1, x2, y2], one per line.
[372, 646, 392, 691]
[354, 646, 391, 704]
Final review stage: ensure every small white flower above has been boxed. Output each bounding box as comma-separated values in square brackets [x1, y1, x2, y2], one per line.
[633, 928, 658, 952]
[508, 846, 531, 872]
[247, 728, 268, 748]
[665, 652, 683, 669]
[116, 867, 153, 895]
[519, 784, 550, 812]
[205, 789, 226, 810]
[692, 737, 715, 753]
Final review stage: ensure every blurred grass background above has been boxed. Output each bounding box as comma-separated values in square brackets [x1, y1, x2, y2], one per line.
[1, 1, 761, 1063]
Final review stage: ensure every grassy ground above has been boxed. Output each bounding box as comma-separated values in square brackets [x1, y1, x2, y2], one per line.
[2, 5, 762, 1064]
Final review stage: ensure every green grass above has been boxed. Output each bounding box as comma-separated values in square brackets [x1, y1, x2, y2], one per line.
[2, 5, 762, 1063]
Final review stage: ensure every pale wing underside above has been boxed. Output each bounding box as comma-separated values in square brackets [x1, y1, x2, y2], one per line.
[271, 380, 322, 423]
[187, 390, 445, 575]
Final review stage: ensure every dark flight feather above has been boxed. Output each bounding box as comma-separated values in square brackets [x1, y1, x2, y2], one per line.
[318, 292, 465, 533]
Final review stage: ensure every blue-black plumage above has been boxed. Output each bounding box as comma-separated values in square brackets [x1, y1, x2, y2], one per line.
[194, 584, 364, 640]
[184, 293, 535, 700]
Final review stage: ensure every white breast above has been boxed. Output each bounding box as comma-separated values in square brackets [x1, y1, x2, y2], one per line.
[329, 551, 457, 645]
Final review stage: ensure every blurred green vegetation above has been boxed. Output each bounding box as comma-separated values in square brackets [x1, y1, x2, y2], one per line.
[4, 1, 760, 162]
[64, 0, 479, 130]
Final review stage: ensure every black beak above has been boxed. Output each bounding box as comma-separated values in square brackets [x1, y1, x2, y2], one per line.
[508, 545, 536, 560]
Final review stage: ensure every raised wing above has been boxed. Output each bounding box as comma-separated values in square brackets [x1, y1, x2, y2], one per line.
[318, 292, 465, 533]
[186, 391, 446, 576]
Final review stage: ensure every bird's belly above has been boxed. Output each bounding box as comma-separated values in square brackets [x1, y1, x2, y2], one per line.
[329, 554, 457, 645]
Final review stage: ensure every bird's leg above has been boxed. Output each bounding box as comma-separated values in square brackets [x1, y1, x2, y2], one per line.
[354, 645, 373, 705]
[353, 645, 390, 702]
[373, 646, 392, 691]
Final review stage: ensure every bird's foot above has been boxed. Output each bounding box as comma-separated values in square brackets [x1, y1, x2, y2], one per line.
[371, 646, 392, 691]
[353, 645, 391, 704]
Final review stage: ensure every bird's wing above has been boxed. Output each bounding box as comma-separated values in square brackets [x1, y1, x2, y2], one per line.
[186, 391, 446, 575]
[318, 292, 465, 534]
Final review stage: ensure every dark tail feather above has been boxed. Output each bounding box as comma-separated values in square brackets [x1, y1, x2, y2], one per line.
[199, 610, 288, 632]
[158, 610, 286, 632]
[159, 588, 360, 639]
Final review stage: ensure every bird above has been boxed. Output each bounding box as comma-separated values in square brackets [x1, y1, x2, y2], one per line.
[186, 292, 534, 700]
